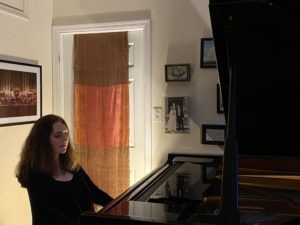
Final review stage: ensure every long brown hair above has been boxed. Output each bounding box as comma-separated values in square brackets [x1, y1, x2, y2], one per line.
[15, 114, 79, 187]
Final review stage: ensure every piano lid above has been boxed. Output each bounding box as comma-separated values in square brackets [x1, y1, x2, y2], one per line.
[209, 0, 300, 157]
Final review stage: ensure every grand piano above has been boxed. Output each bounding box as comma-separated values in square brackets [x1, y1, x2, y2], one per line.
[81, 0, 300, 224]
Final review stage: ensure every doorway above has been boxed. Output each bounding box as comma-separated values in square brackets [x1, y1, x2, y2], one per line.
[52, 20, 152, 185]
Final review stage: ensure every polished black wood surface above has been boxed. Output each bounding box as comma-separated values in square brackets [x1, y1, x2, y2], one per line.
[81, 154, 300, 225]
[81, 154, 222, 225]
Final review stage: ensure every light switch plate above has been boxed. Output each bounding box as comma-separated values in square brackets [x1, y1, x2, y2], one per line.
[153, 107, 162, 122]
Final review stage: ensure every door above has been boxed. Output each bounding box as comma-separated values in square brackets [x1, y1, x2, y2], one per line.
[52, 21, 152, 186]
[128, 30, 146, 184]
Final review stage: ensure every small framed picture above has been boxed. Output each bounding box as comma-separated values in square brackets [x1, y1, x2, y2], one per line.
[165, 96, 189, 133]
[0, 60, 42, 126]
[165, 64, 190, 82]
[217, 83, 224, 113]
[202, 124, 226, 145]
[200, 38, 217, 68]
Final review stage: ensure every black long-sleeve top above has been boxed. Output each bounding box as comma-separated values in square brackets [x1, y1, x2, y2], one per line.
[27, 167, 113, 225]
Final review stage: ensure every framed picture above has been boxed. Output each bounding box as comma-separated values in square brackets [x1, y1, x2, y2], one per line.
[202, 124, 226, 145]
[165, 64, 190, 82]
[217, 83, 224, 113]
[0, 60, 42, 126]
[165, 96, 189, 133]
[200, 38, 217, 68]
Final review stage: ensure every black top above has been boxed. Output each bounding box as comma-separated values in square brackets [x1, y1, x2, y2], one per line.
[27, 167, 113, 225]
[209, 0, 300, 157]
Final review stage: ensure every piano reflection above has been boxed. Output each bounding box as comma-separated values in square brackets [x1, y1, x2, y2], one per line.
[81, 0, 300, 224]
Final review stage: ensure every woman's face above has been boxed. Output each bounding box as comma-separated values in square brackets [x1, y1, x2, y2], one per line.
[49, 121, 69, 155]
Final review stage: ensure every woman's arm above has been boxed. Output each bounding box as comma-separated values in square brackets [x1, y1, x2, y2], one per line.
[78, 168, 113, 206]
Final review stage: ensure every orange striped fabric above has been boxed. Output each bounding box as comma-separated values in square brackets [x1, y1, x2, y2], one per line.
[73, 32, 129, 197]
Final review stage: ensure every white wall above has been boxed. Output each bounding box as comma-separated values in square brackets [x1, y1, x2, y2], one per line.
[0, 1, 53, 225]
[52, 0, 225, 168]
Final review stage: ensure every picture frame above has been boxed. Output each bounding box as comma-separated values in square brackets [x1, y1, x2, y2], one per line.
[165, 96, 189, 133]
[202, 124, 226, 145]
[165, 64, 190, 82]
[200, 38, 217, 68]
[0, 60, 42, 126]
[217, 83, 224, 113]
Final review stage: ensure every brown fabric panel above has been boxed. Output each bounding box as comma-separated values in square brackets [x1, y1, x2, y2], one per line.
[74, 83, 129, 148]
[75, 144, 129, 198]
[73, 32, 128, 87]
[73, 32, 129, 198]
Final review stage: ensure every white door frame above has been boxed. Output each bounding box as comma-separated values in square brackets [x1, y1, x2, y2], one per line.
[52, 19, 152, 175]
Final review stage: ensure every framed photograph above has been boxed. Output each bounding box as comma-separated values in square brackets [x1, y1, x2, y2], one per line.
[0, 60, 42, 126]
[165, 64, 190, 82]
[200, 38, 217, 68]
[202, 124, 226, 145]
[217, 83, 224, 113]
[165, 96, 189, 133]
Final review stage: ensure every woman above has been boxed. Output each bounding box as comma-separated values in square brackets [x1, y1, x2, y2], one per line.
[167, 103, 177, 132]
[15, 114, 113, 225]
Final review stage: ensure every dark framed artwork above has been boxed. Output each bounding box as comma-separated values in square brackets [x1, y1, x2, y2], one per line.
[217, 83, 224, 113]
[165, 64, 190, 82]
[165, 96, 189, 133]
[200, 38, 217, 68]
[202, 124, 226, 145]
[0, 60, 42, 126]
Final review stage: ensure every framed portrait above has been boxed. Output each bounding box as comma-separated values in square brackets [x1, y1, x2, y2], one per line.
[217, 83, 224, 113]
[165, 64, 190, 82]
[165, 96, 189, 133]
[200, 38, 217, 68]
[0, 60, 42, 126]
[202, 124, 226, 145]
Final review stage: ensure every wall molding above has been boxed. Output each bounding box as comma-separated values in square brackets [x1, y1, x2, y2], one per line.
[52, 19, 152, 174]
[0, 0, 29, 20]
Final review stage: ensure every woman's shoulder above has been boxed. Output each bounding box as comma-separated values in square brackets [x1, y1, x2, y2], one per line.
[28, 168, 49, 178]
[75, 166, 93, 182]
[75, 166, 87, 176]
[27, 168, 52, 186]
